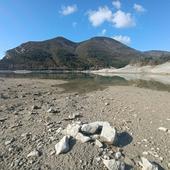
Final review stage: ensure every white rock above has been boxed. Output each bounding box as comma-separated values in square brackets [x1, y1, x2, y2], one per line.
[27, 150, 40, 157]
[168, 162, 170, 168]
[142, 151, 149, 156]
[115, 152, 122, 160]
[95, 139, 103, 148]
[75, 133, 91, 143]
[5, 138, 15, 145]
[81, 122, 102, 135]
[102, 159, 125, 170]
[103, 155, 110, 160]
[62, 123, 81, 137]
[68, 112, 80, 120]
[140, 157, 158, 170]
[47, 107, 58, 113]
[55, 136, 70, 155]
[100, 123, 117, 145]
[158, 127, 168, 132]
[95, 157, 101, 163]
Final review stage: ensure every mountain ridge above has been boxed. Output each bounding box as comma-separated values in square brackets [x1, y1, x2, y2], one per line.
[0, 36, 169, 70]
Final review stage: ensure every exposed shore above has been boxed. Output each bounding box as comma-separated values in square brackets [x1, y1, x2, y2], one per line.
[0, 78, 170, 169]
[90, 62, 170, 75]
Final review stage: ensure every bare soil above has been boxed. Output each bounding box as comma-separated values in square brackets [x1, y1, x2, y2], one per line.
[0, 78, 170, 170]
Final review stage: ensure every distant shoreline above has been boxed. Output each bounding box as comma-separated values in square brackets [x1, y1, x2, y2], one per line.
[0, 62, 170, 75]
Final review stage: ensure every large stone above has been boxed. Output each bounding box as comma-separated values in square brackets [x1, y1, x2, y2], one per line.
[55, 136, 70, 155]
[100, 122, 117, 145]
[75, 133, 91, 143]
[140, 157, 158, 170]
[102, 159, 125, 170]
[81, 121, 104, 135]
[62, 122, 81, 137]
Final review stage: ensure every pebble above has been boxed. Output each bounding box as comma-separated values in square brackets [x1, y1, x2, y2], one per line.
[115, 152, 122, 160]
[158, 127, 168, 132]
[27, 149, 41, 157]
[68, 112, 81, 120]
[47, 107, 59, 114]
[142, 151, 148, 156]
[105, 102, 109, 106]
[5, 138, 15, 145]
[95, 139, 103, 148]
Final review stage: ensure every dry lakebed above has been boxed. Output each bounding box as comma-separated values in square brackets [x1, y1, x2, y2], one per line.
[0, 76, 170, 170]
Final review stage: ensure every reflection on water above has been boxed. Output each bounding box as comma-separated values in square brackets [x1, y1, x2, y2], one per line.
[0, 72, 170, 93]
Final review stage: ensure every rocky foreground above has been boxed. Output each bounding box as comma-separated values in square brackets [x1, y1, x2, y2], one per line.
[0, 78, 170, 170]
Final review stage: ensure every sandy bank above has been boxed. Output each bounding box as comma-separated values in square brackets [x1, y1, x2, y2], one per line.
[91, 62, 170, 75]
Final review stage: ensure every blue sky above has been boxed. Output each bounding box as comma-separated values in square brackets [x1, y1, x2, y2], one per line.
[0, 0, 170, 59]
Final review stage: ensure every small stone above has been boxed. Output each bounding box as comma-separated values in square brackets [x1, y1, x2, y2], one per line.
[102, 159, 125, 170]
[21, 132, 31, 140]
[140, 157, 158, 170]
[159, 157, 163, 161]
[27, 149, 41, 157]
[158, 127, 168, 132]
[50, 150, 56, 155]
[95, 139, 103, 148]
[5, 138, 15, 145]
[95, 157, 101, 162]
[68, 112, 81, 120]
[142, 151, 149, 156]
[105, 103, 109, 106]
[47, 107, 59, 114]
[55, 136, 70, 155]
[103, 155, 110, 160]
[115, 152, 122, 160]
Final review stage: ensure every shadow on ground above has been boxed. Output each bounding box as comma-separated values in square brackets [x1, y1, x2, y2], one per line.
[117, 132, 133, 147]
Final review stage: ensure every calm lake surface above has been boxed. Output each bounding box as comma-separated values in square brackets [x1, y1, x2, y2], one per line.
[0, 71, 170, 93]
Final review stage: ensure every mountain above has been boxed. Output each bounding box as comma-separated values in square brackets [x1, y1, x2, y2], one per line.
[136, 50, 170, 65]
[0, 36, 169, 70]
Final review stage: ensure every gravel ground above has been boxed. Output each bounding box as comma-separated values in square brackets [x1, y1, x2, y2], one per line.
[0, 78, 170, 170]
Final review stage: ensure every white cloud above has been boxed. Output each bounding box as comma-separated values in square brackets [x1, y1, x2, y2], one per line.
[101, 29, 107, 35]
[87, 7, 135, 29]
[133, 3, 145, 12]
[112, 0, 121, 9]
[60, 5, 77, 16]
[112, 35, 131, 45]
[112, 10, 135, 28]
[87, 6, 112, 27]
